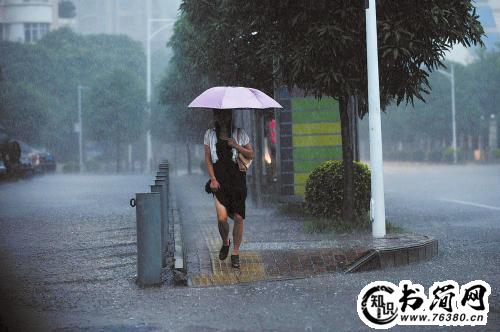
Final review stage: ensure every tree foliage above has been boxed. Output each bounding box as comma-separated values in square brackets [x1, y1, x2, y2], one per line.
[156, 15, 214, 143]
[58, 0, 76, 19]
[381, 47, 500, 153]
[0, 28, 145, 161]
[86, 69, 145, 171]
[161, 0, 483, 221]
[176, 0, 483, 221]
[182, 0, 483, 113]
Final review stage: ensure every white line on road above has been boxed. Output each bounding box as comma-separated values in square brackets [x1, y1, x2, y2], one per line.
[438, 198, 500, 211]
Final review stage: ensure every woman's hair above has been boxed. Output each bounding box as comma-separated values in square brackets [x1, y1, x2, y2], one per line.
[214, 120, 231, 142]
[213, 110, 232, 141]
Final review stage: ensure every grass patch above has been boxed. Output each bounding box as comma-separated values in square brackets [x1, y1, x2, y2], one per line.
[276, 201, 406, 235]
[303, 216, 371, 234]
[275, 201, 308, 218]
[386, 220, 405, 234]
[303, 216, 406, 235]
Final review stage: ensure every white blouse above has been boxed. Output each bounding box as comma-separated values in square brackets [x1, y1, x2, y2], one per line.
[204, 127, 250, 164]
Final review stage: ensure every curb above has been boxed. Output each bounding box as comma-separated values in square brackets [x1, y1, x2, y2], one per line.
[345, 236, 438, 273]
[170, 188, 188, 285]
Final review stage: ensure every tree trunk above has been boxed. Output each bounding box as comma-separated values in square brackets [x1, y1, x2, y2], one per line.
[339, 97, 354, 223]
[187, 141, 192, 175]
[250, 111, 262, 207]
[116, 141, 121, 173]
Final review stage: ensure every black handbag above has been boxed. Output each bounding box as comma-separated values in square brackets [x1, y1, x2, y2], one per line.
[204, 179, 213, 194]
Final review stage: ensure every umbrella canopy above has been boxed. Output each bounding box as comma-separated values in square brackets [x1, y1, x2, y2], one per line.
[188, 86, 282, 109]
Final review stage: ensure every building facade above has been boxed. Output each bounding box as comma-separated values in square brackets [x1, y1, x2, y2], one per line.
[0, 0, 60, 43]
[476, 0, 500, 49]
[447, 0, 500, 63]
[71, 0, 179, 49]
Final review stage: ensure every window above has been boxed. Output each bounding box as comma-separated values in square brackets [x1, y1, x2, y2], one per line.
[24, 23, 50, 43]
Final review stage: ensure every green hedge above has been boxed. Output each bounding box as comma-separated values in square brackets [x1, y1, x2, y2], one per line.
[384, 148, 469, 163]
[62, 161, 79, 173]
[304, 160, 371, 222]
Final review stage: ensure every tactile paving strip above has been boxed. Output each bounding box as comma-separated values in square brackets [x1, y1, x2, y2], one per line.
[190, 224, 368, 287]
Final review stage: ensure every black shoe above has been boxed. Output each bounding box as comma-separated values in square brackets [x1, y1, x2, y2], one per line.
[231, 254, 240, 269]
[219, 239, 230, 260]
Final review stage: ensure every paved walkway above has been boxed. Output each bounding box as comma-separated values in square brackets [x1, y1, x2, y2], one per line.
[173, 174, 433, 287]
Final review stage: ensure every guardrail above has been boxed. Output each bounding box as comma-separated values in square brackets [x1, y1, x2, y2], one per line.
[130, 160, 180, 287]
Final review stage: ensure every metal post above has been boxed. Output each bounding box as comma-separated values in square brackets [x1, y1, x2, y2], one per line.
[451, 64, 457, 164]
[157, 163, 170, 257]
[489, 114, 497, 152]
[128, 144, 132, 172]
[158, 163, 170, 229]
[145, 4, 175, 173]
[77, 85, 89, 173]
[151, 183, 166, 267]
[437, 64, 457, 163]
[155, 177, 169, 215]
[134, 192, 162, 286]
[78, 85, 83, 173]
[159, 162, 170, 192]
[146, 0, 153, 173]
[365, 0, 386, 238]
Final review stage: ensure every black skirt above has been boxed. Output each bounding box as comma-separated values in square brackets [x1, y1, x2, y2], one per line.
[205, 140, 247, 220]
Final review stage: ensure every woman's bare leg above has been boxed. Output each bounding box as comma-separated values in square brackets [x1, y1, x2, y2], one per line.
[232, 213, 244, 255]
[214, 196, 229, 245]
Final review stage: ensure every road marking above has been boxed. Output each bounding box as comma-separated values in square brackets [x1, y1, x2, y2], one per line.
[438, 198, 500, 211]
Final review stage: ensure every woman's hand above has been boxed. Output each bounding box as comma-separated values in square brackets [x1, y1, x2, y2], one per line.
[210, 178, 220, 192]
[227, 138, 239, 148]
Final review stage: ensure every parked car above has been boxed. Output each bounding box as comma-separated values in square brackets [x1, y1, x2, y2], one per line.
[26, 148, 57, 174]
[0, 123, 21, 177]
[0, 160, 6, 177]
[18, 142, 35, 177]
[38, 151, 56, 172]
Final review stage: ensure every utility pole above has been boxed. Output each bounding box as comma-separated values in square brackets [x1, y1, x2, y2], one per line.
[365, 0, 386, 238]
[438, 64, 457, 164]
[77, 85, 88, 173]
[146, 0, 175, 173]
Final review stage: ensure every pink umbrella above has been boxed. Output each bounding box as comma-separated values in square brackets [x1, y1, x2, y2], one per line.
[188, 86, 282, 109]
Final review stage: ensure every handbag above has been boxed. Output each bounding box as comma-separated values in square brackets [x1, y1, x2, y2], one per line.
[236, 128, 253, 172]
[204, 179, 213, 194]
[237, 153, 252, 172]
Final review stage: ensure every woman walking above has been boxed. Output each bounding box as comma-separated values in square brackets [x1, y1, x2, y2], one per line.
[203, 109, 253, 269]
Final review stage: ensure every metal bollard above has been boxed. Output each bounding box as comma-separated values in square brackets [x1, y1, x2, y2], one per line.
[156, 175, 169, 222]
[131, 192, 162, 286]
[158, 163, 169, 204]
[157, 172, 169, 196]
[155, 179, 169, 265]
[157, 162, 170, 250]
[156, 172, 169, 221]
[151, 184, 167, 267]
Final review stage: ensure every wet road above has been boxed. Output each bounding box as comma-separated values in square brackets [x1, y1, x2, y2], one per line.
[0, 164, 498, 331]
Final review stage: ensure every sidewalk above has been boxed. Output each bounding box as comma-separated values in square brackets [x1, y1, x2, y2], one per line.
[173, 174, 437, 287]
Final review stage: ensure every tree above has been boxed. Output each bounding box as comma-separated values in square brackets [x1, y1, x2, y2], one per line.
[380, 47, 500, 156]
[0, 81, 52, 144]
[58, 1, 76, 19]
[0, 28, 146, 161]
[180, 0, 483, 222]
[156, 15, 215, 143]
[86, 69, 145, 172]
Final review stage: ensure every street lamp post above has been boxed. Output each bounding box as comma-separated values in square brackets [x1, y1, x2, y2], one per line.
[437, 64, 457, 164]
[365, 0, 386, 238]
[77, 84, 89, 173]
[145, 0, 175, 172]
